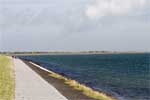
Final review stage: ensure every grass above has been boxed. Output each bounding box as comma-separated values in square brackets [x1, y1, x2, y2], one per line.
[48, 69, 116, 100]
[0, 55, 15, 100]
[30, 61, 117, 100]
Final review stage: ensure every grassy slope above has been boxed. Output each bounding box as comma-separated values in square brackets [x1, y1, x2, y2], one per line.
[30, 62, 116, 100]
[0, 55, 15, 100]
[49, 72, 116, 100]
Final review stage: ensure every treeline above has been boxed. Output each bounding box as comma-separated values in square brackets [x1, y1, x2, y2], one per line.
[0, 51, 147, 55]
[0, 52, 49, 54]
[0, 51, 114, 55]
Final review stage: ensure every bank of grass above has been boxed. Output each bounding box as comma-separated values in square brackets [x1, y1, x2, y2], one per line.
[48, 73, 116, 100]
[0, 55, 15, 100]
[30, 62, 117, 100]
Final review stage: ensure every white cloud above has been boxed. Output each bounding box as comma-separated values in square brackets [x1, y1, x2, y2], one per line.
[85, 0, 149, 19]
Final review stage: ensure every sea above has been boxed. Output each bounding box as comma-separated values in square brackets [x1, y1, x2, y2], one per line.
[19, 53, 150, 100]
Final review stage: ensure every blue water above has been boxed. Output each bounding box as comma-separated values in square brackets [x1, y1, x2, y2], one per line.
[19, 53, 150, 100]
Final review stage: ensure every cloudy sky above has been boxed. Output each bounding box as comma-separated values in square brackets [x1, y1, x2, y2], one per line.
[0, 0, 150, 51]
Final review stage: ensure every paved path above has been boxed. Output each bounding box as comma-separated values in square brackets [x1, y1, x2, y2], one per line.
[14, 58, 68, 100]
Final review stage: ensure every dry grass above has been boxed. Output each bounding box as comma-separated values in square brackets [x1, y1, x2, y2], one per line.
[0, 55, 15, 100]
[30, 61, 117, 100]
[48, 70, 116, 100]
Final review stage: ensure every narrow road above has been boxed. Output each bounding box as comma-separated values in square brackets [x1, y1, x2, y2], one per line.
[14, 58, 68, 100]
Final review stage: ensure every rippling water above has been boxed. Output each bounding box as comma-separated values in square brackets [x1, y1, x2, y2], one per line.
[19, 53, 150, 100]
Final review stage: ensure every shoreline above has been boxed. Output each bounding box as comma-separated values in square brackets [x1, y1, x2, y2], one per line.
[22, 59, 117, 100]
[2, 52, 149, 56]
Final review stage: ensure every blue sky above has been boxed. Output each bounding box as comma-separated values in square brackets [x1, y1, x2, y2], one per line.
[0, 0, 150, 51]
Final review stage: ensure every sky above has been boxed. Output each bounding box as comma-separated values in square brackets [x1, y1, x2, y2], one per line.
[0, 0, 150, 52]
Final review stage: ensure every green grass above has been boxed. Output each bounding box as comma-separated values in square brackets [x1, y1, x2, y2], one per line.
[0, 55, 15, 100]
